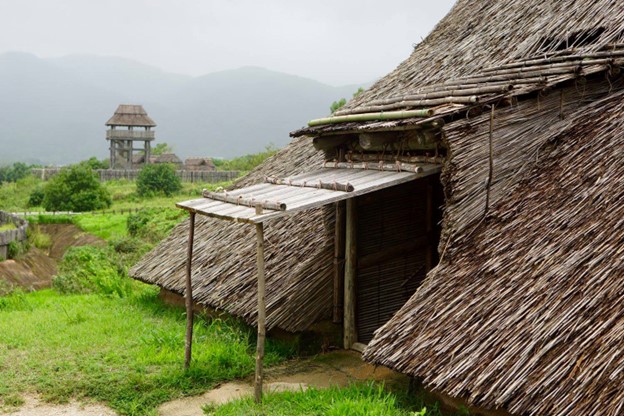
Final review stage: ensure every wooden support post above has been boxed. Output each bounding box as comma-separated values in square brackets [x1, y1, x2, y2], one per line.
[343, 198, 357, 349]
[333, 201, 346, 323]
[184, 212, 196, 370]
[254, 222, 266, 404]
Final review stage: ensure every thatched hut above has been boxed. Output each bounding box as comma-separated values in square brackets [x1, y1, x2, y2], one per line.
[184, 157, 216, 171]
[131, 0, 624, 413]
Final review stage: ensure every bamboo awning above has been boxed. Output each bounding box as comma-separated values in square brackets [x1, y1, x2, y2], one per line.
[176, 164, 442, 223]
[177, 162, 441, 403]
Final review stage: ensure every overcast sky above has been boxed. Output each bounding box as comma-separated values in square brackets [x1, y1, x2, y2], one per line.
[0, 0, 456, 86]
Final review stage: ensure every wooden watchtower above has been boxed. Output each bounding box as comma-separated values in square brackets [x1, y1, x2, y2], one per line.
[105, 104, 156, 169]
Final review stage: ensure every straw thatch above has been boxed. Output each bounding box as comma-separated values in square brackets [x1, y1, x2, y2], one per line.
[364, 89, 624, 416]
[343, 1, 624, 113]
[130, 136, 334, 332]
[184, 158, 216, 171]
[106, 104, 156, 127]
[153, 153, 183, 165]
[132, 1, 624, 413]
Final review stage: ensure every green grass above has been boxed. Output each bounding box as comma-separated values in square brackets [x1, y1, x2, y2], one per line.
[73, 213, 129, 240]
[0, 287, 294, 415]
[0, 176, 43, 211]
[0, 223, 16, 231]
[28, 226, 52, 250]
[104, 179, 234, 211]
[0, 175, 235, 214]
[203, 383, 441, 416]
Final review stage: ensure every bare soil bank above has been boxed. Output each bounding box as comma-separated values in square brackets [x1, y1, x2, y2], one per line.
[0, 223, 105, 292]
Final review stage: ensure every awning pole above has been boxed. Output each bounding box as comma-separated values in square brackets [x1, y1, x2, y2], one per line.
[254, 221, 266, 403]
[343, 198, 357, 349]
[184, 212, 196, 369]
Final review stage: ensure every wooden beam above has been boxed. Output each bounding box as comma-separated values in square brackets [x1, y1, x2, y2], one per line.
[184, 212, 196, 369]
[356, 130, 440, 152]
[343, 198, 357, 349]
[312, 135, 355, 151]
[333, 201, 345, 323]
[254, 222, 266, 404]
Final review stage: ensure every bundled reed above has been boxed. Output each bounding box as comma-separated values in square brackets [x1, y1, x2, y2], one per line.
[130, 136, 337, 332]
[364, 89, 624, 416]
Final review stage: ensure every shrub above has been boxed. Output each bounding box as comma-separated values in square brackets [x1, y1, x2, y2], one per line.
[29, 228, 52, 250]
[80, 156, 108, 170]
[126, 208, 185, 243]
[6, 240, 28, 259]
[52, 246, 131, 297]
[42, 165, 112, 212]
[27, 187, 45, 207]
[136, 163, 182, 197]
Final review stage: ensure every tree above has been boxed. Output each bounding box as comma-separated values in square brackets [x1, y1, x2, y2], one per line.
[0, 162, 31, 184]
[151, 143, 173, 156]
[136, 163, 182, 197]
[80, 157, 108, 170]
[43, 165, 112, 212]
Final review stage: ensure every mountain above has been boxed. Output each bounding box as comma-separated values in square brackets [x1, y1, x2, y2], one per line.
[0, 52, 370, 164]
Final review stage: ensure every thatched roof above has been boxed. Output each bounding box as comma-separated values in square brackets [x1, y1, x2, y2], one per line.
[185, 158, 216, 169]
[154, 153, 182, 164]
[106, 104, 156, 127]
[132, 1, 624, 413]
[343, 0, 624, 112]
[293, 0, 624, 137]
[364, 88, 624, 416]
[129, 136, 334, 332]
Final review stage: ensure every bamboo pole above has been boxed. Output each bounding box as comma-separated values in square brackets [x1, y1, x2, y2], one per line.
[343, 198, 357, 349]
[308, 109, 434, 127]
[333, 201, 346, 323]
[254, 222, 266, 404]
[336, 95, 478, 116]
[184, 212, 196, 370]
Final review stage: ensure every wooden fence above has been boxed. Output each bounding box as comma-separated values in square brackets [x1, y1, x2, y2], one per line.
[31, 169, 241, 183]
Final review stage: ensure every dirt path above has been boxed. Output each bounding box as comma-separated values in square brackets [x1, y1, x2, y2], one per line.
[2, 395, 115, 416]
[1, 351, 405, 416]
[158, 350, 407, 416]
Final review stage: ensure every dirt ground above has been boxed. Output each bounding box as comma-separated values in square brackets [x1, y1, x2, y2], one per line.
[0, 223, 104, 291]
[3, 395, 115, 416]
[158, 350, 408, 416]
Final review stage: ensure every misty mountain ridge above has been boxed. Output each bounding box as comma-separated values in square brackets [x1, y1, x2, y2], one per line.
[0, 52, 371, 164]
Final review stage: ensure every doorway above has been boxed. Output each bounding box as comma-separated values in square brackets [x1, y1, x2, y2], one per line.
[353, 175, 443, 344]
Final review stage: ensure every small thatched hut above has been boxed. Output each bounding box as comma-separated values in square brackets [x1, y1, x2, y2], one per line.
[184, 158, 216, 171]
[131, 0, 624, 414]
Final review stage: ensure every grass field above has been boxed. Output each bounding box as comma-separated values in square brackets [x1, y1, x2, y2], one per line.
[0, 176, 233, 214]
[0, 163, 457, 416]
[0, 287, 294, 415]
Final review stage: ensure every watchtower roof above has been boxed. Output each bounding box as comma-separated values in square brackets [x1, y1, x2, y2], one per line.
[105, 104, 156, 127]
